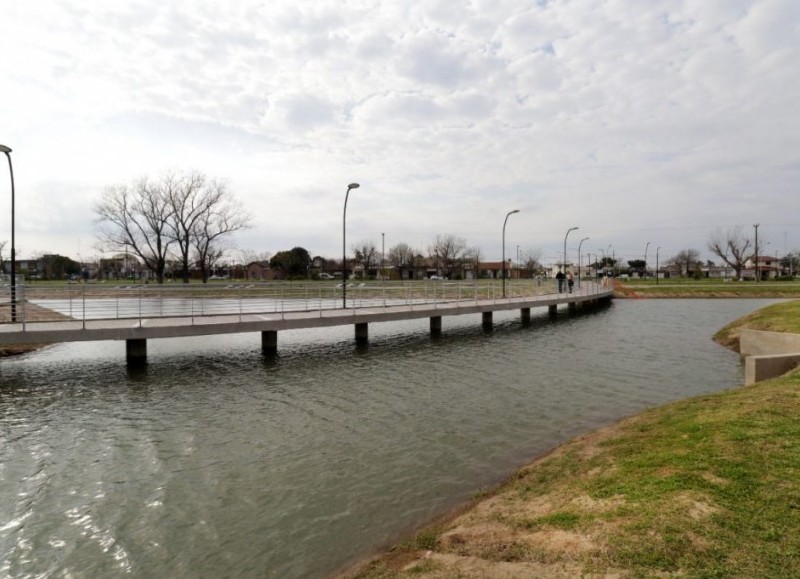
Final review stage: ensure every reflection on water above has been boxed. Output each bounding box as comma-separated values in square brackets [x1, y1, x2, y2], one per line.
[0, 300, 773, 577]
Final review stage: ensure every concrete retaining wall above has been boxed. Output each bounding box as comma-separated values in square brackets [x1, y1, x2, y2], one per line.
[740, 329, 800, 358]
[740, 329, 800, 385]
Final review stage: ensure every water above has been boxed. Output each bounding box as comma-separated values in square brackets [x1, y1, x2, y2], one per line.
[0, 299, 774, 577]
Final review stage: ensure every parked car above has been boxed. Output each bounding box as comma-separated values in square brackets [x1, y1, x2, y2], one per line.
[318, 273, 334, 279]
[429, 275, 443, 280]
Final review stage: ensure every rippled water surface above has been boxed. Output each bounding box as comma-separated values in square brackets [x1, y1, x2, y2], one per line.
[0, 299, 776, 577]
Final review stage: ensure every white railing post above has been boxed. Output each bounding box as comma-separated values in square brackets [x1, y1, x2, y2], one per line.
[82, 283, 86, 329]
[21, 284, 26, 330]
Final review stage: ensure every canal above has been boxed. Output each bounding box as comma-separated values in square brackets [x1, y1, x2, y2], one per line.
[0, 299, 775, 577]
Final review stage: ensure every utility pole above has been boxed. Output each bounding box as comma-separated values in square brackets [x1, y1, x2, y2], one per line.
[754, 223, 760, 282]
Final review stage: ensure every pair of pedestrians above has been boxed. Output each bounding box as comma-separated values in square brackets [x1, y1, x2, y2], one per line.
[556, 270, 574, 293]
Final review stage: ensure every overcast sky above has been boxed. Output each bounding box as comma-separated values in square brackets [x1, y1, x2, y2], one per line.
[1, 0, 798, 267]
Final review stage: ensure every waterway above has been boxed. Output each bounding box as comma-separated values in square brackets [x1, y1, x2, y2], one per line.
[0, 299, 775, 577]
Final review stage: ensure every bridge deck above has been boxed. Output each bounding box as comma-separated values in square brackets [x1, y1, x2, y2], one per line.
[0, 285, 612, 345]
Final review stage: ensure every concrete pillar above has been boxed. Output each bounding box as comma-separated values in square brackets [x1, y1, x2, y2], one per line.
[520, 308, 531, 323]
[568, 302, 577, 311]
[482, 311, 493, 330]
[355, 322, 369, 345]
[548, 304, 557, 317]
[430, 316, 442, 336]
[261, 330, 278, 355]
[126, 339, 147, 364]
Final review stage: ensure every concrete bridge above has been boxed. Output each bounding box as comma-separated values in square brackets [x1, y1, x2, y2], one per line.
[0, 280, 613, 363]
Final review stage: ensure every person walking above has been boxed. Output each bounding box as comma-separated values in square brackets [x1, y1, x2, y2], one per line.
[556, 269, 565, 293]
[567, 271, 574, 294]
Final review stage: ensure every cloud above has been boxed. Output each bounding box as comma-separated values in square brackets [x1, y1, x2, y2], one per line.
[0, 0, 798, 263]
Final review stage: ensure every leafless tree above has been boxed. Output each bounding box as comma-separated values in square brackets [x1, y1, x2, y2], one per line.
[191, 185, 251, 282]
[0, 240, 6, 273]
[387, 242, 418, 279]
[708, 227, 752, 280]
[239, 249, 272, 266]
[670, 249, 702, 277]
[95, 179, 175, 283]
[353, 240, 379, 279]
[464, 246, 483, 278]
[428, 234, 467, 278]
[167, 171, 216, 283]
[521, 248, 544, 276]
[96, 172, 250, 284]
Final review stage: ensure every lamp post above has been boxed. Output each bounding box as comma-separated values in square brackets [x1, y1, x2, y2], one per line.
[502, 209, 520, 297]
[563, 226, 578, 274]
[656, 246, 661, 285]
[598, 248, 606, 278]
[0, 145, 15, 322]
[644, 241, 650, 280]
[342, 183, 360, 308]
[577, 237, 589, 287]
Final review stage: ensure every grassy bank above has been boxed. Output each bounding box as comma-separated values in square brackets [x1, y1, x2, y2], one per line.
[714, 299, 800, 351]
[346, 302, 800, 577]
[616, 278, 800, 299]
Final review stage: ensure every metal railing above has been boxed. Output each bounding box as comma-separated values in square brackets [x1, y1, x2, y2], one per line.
[0, 279, 609, 328]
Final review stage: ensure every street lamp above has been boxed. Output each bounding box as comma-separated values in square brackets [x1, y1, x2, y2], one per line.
[0, 145, 15, 322]
[598, 248, 606, 278]
[563, 226, 578, 273]
[644, 241, 650, 280]
[502, 209, 520, 297]
[577, 237, 589, 287]
[342, 183, 360, 308]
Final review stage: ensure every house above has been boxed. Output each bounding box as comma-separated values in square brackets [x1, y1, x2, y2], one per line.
[477, 261, 519, 279]
[246, 261, 275, 281]
[744, 256, 781, 280]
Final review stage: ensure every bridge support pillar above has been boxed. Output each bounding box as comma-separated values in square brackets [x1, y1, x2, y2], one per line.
[548, 304, 557, 317]
[262, 331, 278, 355]
[126, 339, 147, 364]
[430, 316, 442, 336]
[482, 311, 493, 330]
[568, 302, 577, 311]
[355, 322, 369, 345]
[520, 308, 531, 324]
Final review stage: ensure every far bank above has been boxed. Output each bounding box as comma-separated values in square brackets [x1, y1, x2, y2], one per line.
[615, 278, 800, 299]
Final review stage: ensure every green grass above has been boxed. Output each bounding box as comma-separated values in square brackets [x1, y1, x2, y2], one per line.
[617, 278, 800, 298]
[714, 299, 800, 349]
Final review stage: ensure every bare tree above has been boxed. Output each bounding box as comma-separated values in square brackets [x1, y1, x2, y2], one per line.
[192, 184, 251, 283]
[239, 249, 272, 265]
[428, 234, 467, 278]
[0, 240, 6, 274]
[353, 240, 378, 279]
[464, 246, 482, 279]
[96, 172, 250, 284]
[670, 249, 702, 277]
[708, 227, 752, 280]
[521, 248, 544, 277]
[95, 179, 175, 283]
[388, 242, 418, 279]
[167, 171, 214, 283]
